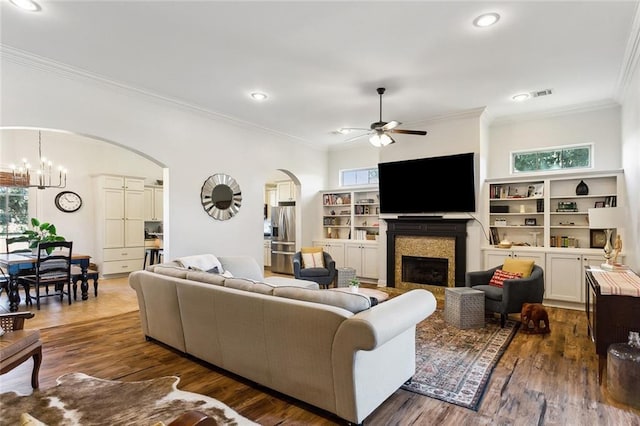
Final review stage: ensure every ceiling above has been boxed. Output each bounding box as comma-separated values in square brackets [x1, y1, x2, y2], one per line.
[1, 1, 638, 149]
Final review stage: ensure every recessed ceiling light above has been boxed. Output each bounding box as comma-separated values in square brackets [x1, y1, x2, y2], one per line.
[473, 13, 500, 28]
[250, 92, 268, 101]
[337, 128, 352, 135]
[512, 93, 531, 102]
[9, 0, 41, 12]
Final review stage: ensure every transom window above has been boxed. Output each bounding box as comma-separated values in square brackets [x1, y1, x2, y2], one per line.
[340, 167, 379, 187]
[511, 144, 592, 174]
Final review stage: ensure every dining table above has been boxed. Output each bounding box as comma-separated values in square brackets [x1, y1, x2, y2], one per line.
[0, 252, 92, 312]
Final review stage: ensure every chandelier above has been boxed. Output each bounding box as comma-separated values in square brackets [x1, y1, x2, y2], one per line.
[4, 131, 67, 189]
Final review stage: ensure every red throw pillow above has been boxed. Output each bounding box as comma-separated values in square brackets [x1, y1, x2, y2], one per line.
[489, 269, 523, 288]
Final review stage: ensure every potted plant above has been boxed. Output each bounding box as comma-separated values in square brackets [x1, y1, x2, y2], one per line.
[349, 277, 360, 293]
[21, 218, 66, 254]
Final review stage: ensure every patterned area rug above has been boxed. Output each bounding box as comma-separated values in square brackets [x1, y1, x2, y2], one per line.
[402, 309, 519, 411]
[0, 372, 259, 425]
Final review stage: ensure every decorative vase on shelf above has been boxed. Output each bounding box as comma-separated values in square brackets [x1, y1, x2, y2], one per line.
[576, 180, 589, 196]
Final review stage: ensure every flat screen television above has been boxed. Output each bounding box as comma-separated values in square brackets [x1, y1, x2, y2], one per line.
[378, 152, 476, 214]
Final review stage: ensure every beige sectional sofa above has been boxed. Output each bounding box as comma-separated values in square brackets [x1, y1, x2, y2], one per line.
[129, 255, 436, 425]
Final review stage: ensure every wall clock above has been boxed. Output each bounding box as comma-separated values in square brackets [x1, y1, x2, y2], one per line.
[200, 173, 242, 220]
[55, 191, 83, 213]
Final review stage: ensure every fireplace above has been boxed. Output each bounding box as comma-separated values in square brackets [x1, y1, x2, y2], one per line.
[386, 218, 469, 288]
[402, 256, 448, 287]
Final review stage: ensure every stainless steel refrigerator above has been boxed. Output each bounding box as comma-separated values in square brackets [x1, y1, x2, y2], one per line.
[271, 205, 296, 274]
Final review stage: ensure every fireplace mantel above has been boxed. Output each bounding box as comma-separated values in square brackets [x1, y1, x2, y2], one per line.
[386, 217, 470, 287]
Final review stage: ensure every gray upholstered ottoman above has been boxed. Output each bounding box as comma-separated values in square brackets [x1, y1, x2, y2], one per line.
[444, 287, 485, 329]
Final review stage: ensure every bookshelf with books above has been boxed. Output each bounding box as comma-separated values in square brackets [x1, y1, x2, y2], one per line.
[485, 170, 624, 310]
[320, 188, 379, 241]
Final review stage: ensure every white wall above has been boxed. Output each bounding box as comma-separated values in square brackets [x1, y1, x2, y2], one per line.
[1, 58, 328, 265]
[488, 105, 622, 178]
[327, 110, 485, 285]
[621, 55, 640, 272]
[327, 104, 632, 284]
[0, 129, 162, 256]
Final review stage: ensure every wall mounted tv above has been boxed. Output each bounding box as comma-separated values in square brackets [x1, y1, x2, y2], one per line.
[378, 152, 476, 214]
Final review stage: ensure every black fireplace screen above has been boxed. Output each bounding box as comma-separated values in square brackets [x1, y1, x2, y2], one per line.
[402, 255, 448, 286]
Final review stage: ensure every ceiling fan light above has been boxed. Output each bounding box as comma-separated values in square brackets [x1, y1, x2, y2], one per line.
[380, 134, 395, 146]
[369, 133, 383, 147]
[369, 133, 394, 147]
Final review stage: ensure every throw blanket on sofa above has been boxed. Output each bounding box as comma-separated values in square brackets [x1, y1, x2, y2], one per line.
[176, 254, 223, 272]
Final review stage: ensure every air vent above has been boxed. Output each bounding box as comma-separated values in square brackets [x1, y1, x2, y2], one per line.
[531, 89, 553, 98]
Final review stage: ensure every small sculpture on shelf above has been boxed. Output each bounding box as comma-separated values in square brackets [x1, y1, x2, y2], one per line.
[612, 235, 622, 264]
[576, 180, 589, 195]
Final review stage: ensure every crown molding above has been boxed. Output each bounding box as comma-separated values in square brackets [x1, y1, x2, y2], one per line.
[615, 2, 640, 102]
[0, 44, 325, 150]
[490, 99, 621, 126]
[408, 107, 487, 127]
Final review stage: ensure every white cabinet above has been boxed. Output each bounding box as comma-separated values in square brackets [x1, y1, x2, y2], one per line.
[277, 181, 295, 202]
[545, 253, 605, 305]
[144, 186, 163, 221]
[345, 242, 378, 279]
[264, 240, 272, 267]
[483, 249, 546, 273]
[313, 240, 345, 268]
[94, 175, 145, 276]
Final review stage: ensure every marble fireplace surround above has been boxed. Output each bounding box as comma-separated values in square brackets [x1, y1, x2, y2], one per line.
[385, 218, 469, 288]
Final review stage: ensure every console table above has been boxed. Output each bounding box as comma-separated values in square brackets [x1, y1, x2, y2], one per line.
[585, 266, 640, 383]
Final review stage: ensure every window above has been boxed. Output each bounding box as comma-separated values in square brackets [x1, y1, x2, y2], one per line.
[511, 144, 592, 174]
[0, 187, 29, 236]
[340, 167, 379, 187]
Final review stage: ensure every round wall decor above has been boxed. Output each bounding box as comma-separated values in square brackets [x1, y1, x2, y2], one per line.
[54, 191, 83, 213]
[200, 173, 242, 220]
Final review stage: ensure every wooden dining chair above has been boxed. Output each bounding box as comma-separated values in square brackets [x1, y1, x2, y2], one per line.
[18, 241, 73, 310]
[5, 235, 32, 254]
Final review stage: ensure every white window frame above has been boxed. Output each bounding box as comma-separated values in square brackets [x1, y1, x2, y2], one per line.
[510, 143, 593, 175]
[339, 167, 379, 187]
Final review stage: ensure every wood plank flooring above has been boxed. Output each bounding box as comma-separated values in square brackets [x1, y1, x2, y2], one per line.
[1, 274, 639, 425]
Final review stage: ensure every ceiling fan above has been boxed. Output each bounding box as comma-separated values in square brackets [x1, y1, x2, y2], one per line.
[342, 87, 427, 147]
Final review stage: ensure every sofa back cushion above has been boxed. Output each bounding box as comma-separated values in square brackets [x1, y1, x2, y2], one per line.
[152, 265, 189, 279]
[218, 256, 264, 281]
[186, 270, 226, 286]
[224, 277, 276, 295]
[273, 287, 371, 313]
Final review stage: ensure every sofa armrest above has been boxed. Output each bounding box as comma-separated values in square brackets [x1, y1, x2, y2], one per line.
[332, 289, 436, 424]
[334, 289, 436, 351]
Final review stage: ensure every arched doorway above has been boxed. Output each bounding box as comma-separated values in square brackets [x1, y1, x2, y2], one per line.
[264, 168, 301, 275]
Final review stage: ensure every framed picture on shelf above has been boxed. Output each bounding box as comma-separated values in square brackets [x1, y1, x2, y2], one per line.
[590, 229, 608, 249]
[594, 201, 605, 208]
[524, 218, 537, 226]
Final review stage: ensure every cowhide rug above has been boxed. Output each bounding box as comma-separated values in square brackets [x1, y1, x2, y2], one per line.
[0, 372, 259, 425]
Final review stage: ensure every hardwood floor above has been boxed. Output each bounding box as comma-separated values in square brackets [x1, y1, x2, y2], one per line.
[1, 273, 639, 425]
